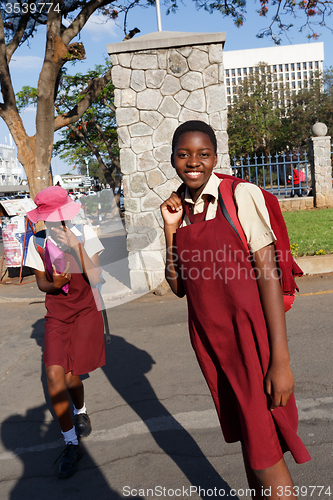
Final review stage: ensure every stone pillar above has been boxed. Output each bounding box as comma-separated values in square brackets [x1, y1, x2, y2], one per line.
[309, 122, 333, 208]
[107, 31, 228, 292]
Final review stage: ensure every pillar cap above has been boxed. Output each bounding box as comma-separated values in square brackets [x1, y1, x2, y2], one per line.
[107, 31, 226, 54]
[312, 122, 328, 137]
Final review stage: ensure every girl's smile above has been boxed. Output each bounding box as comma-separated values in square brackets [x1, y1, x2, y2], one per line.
[172, 131, 217, 202]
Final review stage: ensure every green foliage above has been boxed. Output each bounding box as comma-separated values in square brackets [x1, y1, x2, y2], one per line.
[16, 86, 38, 112]
[51, 61, 120, 185]
[228, 63, 290, 159]
[228, 64, 333, 160]
[1, 0, 333, 45]
[283, 209, 333, 256]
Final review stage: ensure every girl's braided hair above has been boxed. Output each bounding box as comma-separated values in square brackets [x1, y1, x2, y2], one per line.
[171, 120, 217, 154]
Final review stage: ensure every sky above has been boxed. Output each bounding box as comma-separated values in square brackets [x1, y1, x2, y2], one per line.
[1, 1, 333, 178]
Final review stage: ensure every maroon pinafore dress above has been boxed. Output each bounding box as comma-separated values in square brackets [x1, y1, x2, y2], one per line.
[43, 249, 105, 376]
[175, 189, 310, 470]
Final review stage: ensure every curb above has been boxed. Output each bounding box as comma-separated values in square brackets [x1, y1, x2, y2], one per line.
[296, 254, 333, 275]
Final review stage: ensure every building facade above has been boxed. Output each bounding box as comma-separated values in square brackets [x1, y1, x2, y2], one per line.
[0, 141, 22, 187]
[224, 42, 324, 105]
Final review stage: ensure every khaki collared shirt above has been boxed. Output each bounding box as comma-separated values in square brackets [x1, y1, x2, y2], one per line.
[182, 173, 276, 253]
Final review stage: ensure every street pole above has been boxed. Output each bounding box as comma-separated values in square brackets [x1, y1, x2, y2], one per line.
[156, 0, 162, 31]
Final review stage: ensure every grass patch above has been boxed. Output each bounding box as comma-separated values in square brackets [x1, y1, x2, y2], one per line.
[283, 208, 333, 257]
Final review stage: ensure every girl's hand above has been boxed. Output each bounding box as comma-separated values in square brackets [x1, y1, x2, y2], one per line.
[51, 225, 80, 249]
[160, 192, 183, 228]
[52, 262, 71, 289]
[264, 361, 295, 410]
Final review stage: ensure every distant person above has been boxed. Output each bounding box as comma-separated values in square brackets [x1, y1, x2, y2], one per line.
[289, 168, 305, 197]
[161, 121, 310, 500]
[25, 186, 105, 478]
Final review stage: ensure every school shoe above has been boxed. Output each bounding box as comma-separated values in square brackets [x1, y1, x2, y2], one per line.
[57, 442, 84, 479]
[74, 413, 92, 439]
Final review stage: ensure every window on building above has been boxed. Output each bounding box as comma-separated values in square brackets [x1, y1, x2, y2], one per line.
[232, 69, 235, 76]
[249, 67, 253, 73]
[232, 78, 236, 84]
[279, 82, 284, 89]
[285, 64, 289, 71]
[278, 64, 282, 72]
[297, 72, 301, 79]
[255, 67, 259, 73]
[303, 71, 307, 79]
[238, 78, 242, 84]
[292, 81, 296, 89]
[237, 68, 241, 75]
[273, 65, 277, 73]
[297, 62, 301, 70]
[315, 61, 319, 69]
[274, 82, 278, 89]
[243, 68, 247, 75]
[291, 72, 295, 80]
[226, 78, 230, 85]
[279, 73, 283, 80]
[285, 73, 289, 81]
[298, 81, 302, 88]
[303, 62, 307, 69]
[291, 63, 295, 71]
[226, 69, 230, 77]
[309, 62, 313, 69]
[227, 96, 231, 103]
[227, 87, 231, 95]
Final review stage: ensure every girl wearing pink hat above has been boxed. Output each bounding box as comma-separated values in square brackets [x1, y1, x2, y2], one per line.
[26, 186, 105, 478]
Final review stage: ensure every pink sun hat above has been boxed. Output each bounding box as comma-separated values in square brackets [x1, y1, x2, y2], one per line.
[27, 186, 81, 223]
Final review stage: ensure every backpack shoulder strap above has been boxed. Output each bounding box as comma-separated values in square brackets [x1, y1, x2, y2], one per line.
[34, 230, 47, 253]
[33, 230, 52, 281]
[217, 177, 249, 253]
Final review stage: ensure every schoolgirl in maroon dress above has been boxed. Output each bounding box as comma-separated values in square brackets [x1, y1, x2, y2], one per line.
[161, 121, 310, 500]
[26, 186, 105, 478]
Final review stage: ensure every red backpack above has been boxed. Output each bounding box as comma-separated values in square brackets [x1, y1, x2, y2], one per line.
[216, 173, 302, 312]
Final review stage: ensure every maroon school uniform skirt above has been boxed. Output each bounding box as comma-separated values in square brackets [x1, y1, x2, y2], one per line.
[175, 202, 310, 470]
[43, 252, 105, 376]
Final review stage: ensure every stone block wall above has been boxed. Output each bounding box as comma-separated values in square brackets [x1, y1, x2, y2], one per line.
[109, 33, 229, 292]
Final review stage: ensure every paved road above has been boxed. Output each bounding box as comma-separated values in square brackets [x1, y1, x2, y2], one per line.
[0, 273, 332, 500]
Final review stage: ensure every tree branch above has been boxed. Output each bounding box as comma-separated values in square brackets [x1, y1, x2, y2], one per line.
[6, 11, 31, 63]
[0, 13, 18, 111]
[61, 0, 112, 46]
[102, 96, 116, 113]
[53, 68, 112, 131]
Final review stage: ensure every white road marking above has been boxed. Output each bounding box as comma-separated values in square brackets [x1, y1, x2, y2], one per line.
[0, 398, 331, 461]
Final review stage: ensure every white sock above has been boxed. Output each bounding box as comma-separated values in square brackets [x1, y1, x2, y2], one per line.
[73, 402, 87, 416]
[61, 426, 79, 445]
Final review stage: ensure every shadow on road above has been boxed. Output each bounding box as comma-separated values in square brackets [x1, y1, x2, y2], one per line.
[1, 321, 237, 499]
[1, 319, 142, 500]
[103, 335, 238, 499]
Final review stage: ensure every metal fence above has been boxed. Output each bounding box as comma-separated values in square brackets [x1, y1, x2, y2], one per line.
[231, 151, 311, 197]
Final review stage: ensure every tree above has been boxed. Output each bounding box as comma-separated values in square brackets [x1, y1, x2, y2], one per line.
[53, 63, 121, 190]
[228, 63, 291, 159]
[228, 64, 333, 159]
[0, 0, 123, 199]
[203, 0, 333, 42]
[1, 1, 332, 200]
[17, 61, 121, 190]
